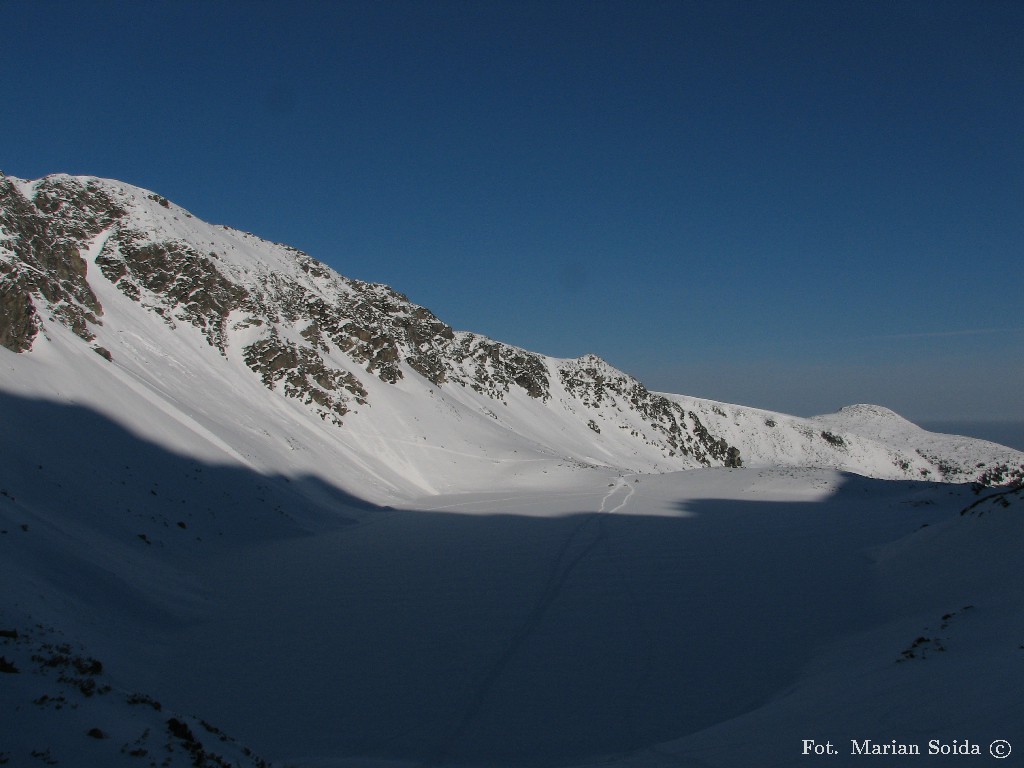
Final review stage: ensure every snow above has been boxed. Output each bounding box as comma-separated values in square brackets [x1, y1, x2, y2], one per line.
[3, 173, 1023, 767]
[5, 424, 1020, 766]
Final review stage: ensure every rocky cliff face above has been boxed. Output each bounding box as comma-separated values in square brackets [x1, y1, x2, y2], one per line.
[0, 173, 121, 351]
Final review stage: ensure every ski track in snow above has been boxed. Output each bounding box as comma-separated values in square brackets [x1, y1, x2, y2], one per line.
[430, 477, 636, 766]
[594, 478, 655, 756]
[599, 476, 635, 514]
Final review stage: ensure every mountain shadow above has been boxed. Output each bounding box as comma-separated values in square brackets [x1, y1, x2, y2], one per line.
[0, 392, 978, 768]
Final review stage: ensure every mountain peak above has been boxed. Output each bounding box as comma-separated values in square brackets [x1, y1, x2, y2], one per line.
[833, 403, 912, 421]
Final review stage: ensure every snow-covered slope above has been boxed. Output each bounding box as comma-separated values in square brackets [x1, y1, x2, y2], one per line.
[666, 395, 1024, 485]
[2, 171, 1021, 505]
[3, 171, 1024, 768]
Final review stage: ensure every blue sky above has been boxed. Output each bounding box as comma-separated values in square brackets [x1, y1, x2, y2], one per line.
[4, 0, 1023, 422]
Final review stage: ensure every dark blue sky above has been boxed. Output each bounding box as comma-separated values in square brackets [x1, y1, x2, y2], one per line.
[4, 1, 1023, 421]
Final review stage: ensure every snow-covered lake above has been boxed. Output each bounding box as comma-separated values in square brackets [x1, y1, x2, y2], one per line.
[106, 468, 1019, 768]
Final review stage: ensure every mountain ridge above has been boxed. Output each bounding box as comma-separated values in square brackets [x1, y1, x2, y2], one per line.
[2, 170, 1022, 501]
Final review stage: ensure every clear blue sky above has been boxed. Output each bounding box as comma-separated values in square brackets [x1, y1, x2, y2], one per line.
[4, 0, 1023, 422]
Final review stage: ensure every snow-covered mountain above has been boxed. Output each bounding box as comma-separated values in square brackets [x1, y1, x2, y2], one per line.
[3, 172, 1024, 768]
[2, 171, 1021, 505]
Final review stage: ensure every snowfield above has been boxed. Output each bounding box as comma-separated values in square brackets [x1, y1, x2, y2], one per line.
[2, 172, 1023, 767]
[3, 407, 1021, 767]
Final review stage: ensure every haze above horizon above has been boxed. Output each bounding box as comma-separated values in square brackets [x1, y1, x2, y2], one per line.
[4, 0, 1022, 421]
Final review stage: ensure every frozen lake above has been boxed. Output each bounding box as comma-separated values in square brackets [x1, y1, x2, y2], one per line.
[129, 468, 979, 767]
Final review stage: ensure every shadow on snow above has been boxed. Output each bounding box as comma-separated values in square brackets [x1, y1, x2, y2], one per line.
[0, 391, 954, 768]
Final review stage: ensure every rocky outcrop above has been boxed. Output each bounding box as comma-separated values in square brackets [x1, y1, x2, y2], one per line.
[0, 174, 117, 349]
[96, 229, 247, 352]
[243, 331, 368, 425]
[451, 333, 551, 400]
[0, 266, 38, 352]
[558, 355, 742, 466]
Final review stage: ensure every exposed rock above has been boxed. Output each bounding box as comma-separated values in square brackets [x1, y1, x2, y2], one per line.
[243, 332, 368, 425]
[559, 355, 742, 465]
[452, 334, 550, 400]
[96, 230, 247, 352]
[0, 267, 39, 351]
[0, 174, 116, 348]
